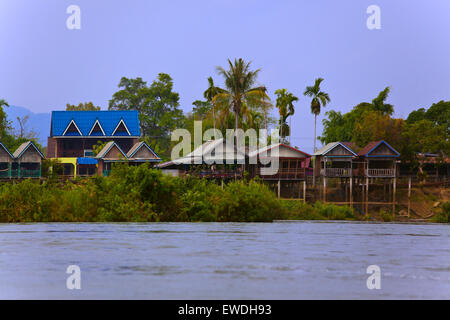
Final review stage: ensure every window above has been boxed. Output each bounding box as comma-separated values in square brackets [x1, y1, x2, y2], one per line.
[84, 149, 94, 157]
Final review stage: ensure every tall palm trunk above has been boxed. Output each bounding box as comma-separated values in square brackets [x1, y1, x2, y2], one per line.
[289, 117, 291, 145]
[314, 114, 317, 153]
[213, 105, 216, 131]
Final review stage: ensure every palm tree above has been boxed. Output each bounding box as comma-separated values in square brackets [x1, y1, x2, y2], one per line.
[203, 77, 226, 131]
[371, 86, 393, 115]
[259, 89, 273, 132]
[275, 89, 298, 144]
[0, 99, 8, 108]
[304, 78, 330, 153]
[213, 58, 268, 146]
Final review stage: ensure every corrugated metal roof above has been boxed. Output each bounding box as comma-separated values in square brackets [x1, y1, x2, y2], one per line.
[248, 143, 311, 158]
[313, 142, 340, 156]
[95, 141, 127, 159]
[158, 139, 246, 168]
[127, 141, 160, 160]
[51, 111, 140, 137]
[358, 140, 400, 157]
[13, 141, 45, 159]
[0, 142, 14, 158]
[313, 142, 357, 156]
[77, 157, 98, 165]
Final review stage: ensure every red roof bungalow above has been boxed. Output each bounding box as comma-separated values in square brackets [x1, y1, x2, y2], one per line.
[356, 140, 400, 178]
[248, 143, 311, 180]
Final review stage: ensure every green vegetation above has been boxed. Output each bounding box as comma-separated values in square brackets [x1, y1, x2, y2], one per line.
[379, 209, 393, 222]
[0, 98, 43, 151]
[0, 165, 284, 222]
[432, 202, 450, 223]
[280, 200, 356, 220]
[108, 74, 185, 159]
[0, 164, 361, 223]
[275, 89, 298, 143]
[66, 102, 101, 111]
[320, 89, 449, 178]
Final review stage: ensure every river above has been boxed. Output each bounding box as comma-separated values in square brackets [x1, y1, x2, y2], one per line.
[0, 221, 448, 299]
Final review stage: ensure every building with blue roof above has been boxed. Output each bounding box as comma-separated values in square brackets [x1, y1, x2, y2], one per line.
[46, 110, 160, 177]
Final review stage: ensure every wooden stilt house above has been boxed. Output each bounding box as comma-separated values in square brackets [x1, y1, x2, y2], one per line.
[313, 142, 357, 178]
[356, 140, 400, 177]
[0, 142, 14, 178]
[157, 138, 247, 178]
[12, 141, 45, 178]
[95, 141, 128, 176]
[126, 141, 161, 165]
[248, 143, 311, 180]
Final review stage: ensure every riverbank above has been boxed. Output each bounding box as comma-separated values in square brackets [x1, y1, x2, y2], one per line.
[0, 164, 448, 223]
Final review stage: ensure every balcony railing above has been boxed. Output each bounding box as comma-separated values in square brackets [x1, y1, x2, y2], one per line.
[366, 168, 395, 177]
[320, 168, 351, 177]
[182, 170, 243, 178]
[0, 170, 10, 178]
[9, 169, 41, 178]
[258, 168, 306, 180]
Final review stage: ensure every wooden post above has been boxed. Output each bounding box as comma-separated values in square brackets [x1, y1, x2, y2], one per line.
[298, 181, 301, 199]
[277, 180, 281, 199]
[350, 176, 353, 209]
[323, 177, 327, 203]
[407, 176, 411, 217]
[221, 179, 224, 189]
[303, 180, 306, 202]
[365, 176, 369, 215]
[393, 177, 397, 217]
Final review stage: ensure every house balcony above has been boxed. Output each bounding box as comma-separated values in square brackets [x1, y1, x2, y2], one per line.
[320, 168, 352, 177]
[366, 168, 395, 177]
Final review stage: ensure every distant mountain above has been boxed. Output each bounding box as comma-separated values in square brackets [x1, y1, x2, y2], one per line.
[4, 105, 51, 146]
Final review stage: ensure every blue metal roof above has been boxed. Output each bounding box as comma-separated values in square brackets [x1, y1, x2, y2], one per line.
[77, 157, 98, 165]
[50, 111, 140, 137]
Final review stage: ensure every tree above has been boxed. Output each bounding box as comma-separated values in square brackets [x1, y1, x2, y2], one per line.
[92, 140, 109, 156]
[66, 102, 101, 111]
[407, 100, 450, 136]
[213, 58, 269, 145]
[191, 100, 211, 120]
[0, 99, 9, 138]
[402, 119, 449, 178]
[274, 89, 298, 144]
[109, 74, 185, 157]
[353, 112, 405, 149]
[320, 87, 395, 146]
[371, 87, 394, 115]
[304, 78, 330, 152]
[15, 115, 37, 140]
[203, 77, 226, 131]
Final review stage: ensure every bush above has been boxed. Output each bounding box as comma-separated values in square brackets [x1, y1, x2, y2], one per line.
[0, 165, 286, 223]
[280, 200, 356, 221]
[380, 209, 393, 222]
[432, 202, 450, 223]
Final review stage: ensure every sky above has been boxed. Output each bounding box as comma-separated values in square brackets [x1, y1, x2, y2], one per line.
[0, 0, 449, 152]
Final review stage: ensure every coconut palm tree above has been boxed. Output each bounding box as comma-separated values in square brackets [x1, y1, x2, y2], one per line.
[213, 58, 268, 146]
[203, 77, 226, 131]
[0, 99, 8, 108]
[304, 78, 330, 152]
[275, 89, 298, 144]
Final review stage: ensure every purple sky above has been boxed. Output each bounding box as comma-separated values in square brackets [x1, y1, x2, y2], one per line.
[1, 0, 449, 153]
